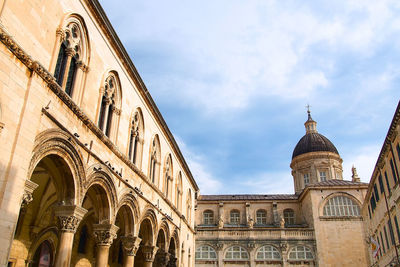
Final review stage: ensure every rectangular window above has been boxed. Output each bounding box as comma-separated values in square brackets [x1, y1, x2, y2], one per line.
[385, 171, 391, 194]
[384, 225, 390, 250]
[319, 171, 327, 182]
[304, 173, 310, 185]
[374, 184, 380, 202]
[368, 205, 372, 219]
[380, 231, 386, 253]
[390, 159, 398, 184]
[378, 175, 385, 195]
[394, 215, 400, 242]
[388, 220, 396, 245]
[397, 143, 400, 162]
[370, 194, 376, 212]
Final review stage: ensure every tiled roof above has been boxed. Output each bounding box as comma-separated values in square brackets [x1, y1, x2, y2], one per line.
[198, 194, 298, 201]
[308, 179, 368, 187]
[292, 132, 339, 159]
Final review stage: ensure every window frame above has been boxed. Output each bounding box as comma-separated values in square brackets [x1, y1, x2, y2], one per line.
[256, 209, 267, 225]
[230, 210, 240, 225]
[288, 246, 313, 261]
[322, 195, 361, 217]
[256, 245, 281, 260]
[225, 246, 249, 260]
[195, 245, 217, 260]
[203, 210, 214, 225]
[283, 209, 295, 226]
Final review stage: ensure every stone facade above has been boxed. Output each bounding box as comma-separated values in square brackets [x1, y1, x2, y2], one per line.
[363, 101, 400, 267]
[0, 0, 198, 266]
[195, 113, 369, 267]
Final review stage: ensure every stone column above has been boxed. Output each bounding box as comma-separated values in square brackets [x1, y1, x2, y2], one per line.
[280, 243, 288, 267]
[61, 48, 75, 89]
[121, 235, 142, 267]
[142, 245, 159, 267]
[216, 243, 223, 267]
[73, 61, 88, 103]
[93, 224, 119, 267]
[54, 205, 87, 267]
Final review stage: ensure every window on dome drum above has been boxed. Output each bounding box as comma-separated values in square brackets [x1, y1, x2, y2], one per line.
[288, 246, 313, 260]
[225, 246, 249, 260]
[203, 210, 214, 225]
[283, 209, 295, 225]
[256, 245, 281, 260]
[323, 195, 360, 216]
[319, 171, 327, 182]
[195, 245, 217, 260]
[230, 210, 240, 225]
[303, 173, 310, 185]
[256, 210, 267, 224]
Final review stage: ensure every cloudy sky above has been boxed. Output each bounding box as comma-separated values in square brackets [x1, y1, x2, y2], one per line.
[99, 0, 400, 195]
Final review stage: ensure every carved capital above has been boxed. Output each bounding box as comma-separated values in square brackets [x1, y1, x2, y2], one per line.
[142, 245, 159, 262]
[155, 250, 170, 266]
[56, 27, 66, 41]
[215, 243, 223, 251]
[54, 205, 87, 233]
[21, 180, 39, 209]
[280, 242, 288, 251]
[76, 61, 88, 72]
[93, 224, 119, 246]
[112, 106, 121, 115]
[65, 47, 76, 57]
[121, 235, 142, 256]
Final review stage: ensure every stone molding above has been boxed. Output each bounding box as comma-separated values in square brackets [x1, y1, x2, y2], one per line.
[21, 180, 39, 209]
[121, 235, 142, 256]
[54, 205, 88, 233]
[93, 224, 119, 246]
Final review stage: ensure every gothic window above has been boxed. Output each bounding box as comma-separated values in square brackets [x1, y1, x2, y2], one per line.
[323, 195, 360, 217]
[283, 209, 295, 225]
[163, 154, 173, 199]
[149, 135, 161, 185]
[176, 172, 183, 211]
[256, 245, 281, 260]
[303, 173, 310, 185]
[187, 189, 192, 223]
[288, 246, 313, 260]
[230, 210, 240, 225]
[225, 246, 249, 260]
[54, 17, 88, 99]
[128, 109, 144, 167]
[98, 73, 121, 139]
[319, 171, 327, 182]
[195, 245, 217, 260]
[203, 210, 214, 225]
[256, 209, 267, 224]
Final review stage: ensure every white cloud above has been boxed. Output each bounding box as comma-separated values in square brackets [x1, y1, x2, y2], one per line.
[175, 137, 222, 194]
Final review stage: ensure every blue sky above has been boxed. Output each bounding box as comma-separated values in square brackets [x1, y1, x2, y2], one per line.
[99, 0, 400, 194]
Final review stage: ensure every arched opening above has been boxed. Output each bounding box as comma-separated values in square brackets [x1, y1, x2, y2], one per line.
[134, 218, 155, 266]
[10, 154, 76, 266]
[154, 229, 168, 267]
[167, 237, 178, 267]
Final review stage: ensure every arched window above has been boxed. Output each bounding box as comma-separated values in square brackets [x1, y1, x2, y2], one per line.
[203, 210, 214, 225]
[256, 209, 267, 224]
[283, 209, 295, 226]
[288, 246, 313, 260]
[149, 135, 161, 185]
[54, 16, 89, 99]
[128, 109, 144, 168]
[98, 73, 121, 138]
[163, 154, 173, 199]
[230, 210, 240, 225]
[256, 245, 281, 260]
[186, 189, 192, 223]
[195, 245, 217, 260]
[32, 240, 53, 267]
[176, 172, 183, 211]
[323, 195, 360, 216]
[225, 246, 249, 260]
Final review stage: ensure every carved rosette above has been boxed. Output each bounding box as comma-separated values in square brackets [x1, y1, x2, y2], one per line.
[142, 245, 159, 262]
[54, 205, 87, 233]
[121, 235, 142, 256]
[93, 224, 119, 246]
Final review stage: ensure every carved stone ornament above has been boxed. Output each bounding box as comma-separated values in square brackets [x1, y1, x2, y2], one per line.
[280, 243, 288, 251]
[167, 256, 177, 267]
[142, 245, 159, 262]
[0, 122, 4, 133]
[247, 242, 255, 250]
[155, 250, 170, 266]
[21, 180, 39, 209]
[121, 235, 142, 256]
[215, 243, 223, 251]
[93, 224, 119, 246]
[54, 205, 87, 233]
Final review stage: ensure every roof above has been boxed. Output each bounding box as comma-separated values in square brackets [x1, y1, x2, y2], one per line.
[198, 194, 298, 201]
[307, 179, 368, 187]
[292, 132, 339, 159]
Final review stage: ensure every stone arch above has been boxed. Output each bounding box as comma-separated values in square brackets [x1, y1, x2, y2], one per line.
[116, 189, 140, 228]
[148, 134, 161, 186]
[28, 128, 86, 204]
[319, 192, 362, 217]
[137, 207, 158, 241]
[127, 107, 145, 169]
[162, 153, 173, 199]
[26, 228, 58, 266]
[255, 244, 282, 261]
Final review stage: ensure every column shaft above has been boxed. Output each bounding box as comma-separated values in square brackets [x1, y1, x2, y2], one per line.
[54, 231, 74, 267]
[95, 245, 110, 267]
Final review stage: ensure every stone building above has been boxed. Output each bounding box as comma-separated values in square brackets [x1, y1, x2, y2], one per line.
[195, 111, 369, 267]
[0, 0, 198, 266]
[363, 101, 400, 267]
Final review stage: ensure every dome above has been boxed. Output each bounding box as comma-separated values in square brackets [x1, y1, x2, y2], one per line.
[292, 132, 339, 159]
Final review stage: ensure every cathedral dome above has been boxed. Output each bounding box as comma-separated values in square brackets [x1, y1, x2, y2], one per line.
[292, 132, 339, 159]
[292, 109, 339, 159]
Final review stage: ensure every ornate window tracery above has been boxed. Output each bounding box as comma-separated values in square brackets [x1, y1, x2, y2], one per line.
[323, 195, 360, 217]
[128, 109, 144, 167]
[176, 172, 183, 211]
[163, 154, 173, 199]
[149, 136, 161, 185]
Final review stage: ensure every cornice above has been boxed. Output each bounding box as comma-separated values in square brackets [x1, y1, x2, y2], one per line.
[81, 0, 198, 191]
[290, 151, 342, 168]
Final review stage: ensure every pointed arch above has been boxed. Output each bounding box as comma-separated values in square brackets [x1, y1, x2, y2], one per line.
[149, 135, 161, 186]
[127, 107, 144, 169]
[186, 188, 192, 224]
[175, 172, 183, 212]
[163, 154, 173, 200]
[97, 70, 122, 140]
